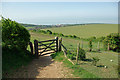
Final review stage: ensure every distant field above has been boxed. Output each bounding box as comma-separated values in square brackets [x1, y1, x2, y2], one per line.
[42, 24, 118, 38]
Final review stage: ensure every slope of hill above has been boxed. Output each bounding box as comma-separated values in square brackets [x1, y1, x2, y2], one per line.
[42, 24, 118, 38]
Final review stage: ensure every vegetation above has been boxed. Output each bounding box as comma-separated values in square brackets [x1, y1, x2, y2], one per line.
[2, 18, 34, 78]
[31, 29, 80, 39]
[2, 17, 30, 50]
[103, 33, 120, 52]
[51, 52, 98, 78]
[30, 31, 118, 78]
[92, 57, 100, 66]
[42, 24, 118, 38]
[78, 48, 86, 60]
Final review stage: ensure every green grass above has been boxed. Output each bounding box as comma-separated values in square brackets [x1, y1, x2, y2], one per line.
[73, 51, 118, 78]
[42, 24, 118, 38]
[51, 52, 98, 78]
[30, 31, 118, 78]
[2, 47, 35, 78]
[25, 27, 35, 30]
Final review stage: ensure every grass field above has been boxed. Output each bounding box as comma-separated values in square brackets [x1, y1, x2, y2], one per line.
[42, 24, 118, 38]
[29, 31, 119, 78]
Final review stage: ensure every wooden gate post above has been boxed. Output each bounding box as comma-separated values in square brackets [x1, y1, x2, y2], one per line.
[34, 40, 38, 58]
[29, 42, 33, 55]
[55, 37, 58, 52]
[59, 38, 62, 52]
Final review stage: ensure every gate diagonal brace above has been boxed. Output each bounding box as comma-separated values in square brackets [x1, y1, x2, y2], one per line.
[39, 41, 55, 54]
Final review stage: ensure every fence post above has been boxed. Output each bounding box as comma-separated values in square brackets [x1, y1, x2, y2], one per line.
[81, 40, 83, 48]
[34, 40, 38, 58]
[55, 37, 58, 52]
[108, 43, 110, 51]
[59, 38, 62, 52]
[97, 41, 100, 51]
[76, 43, 80, 64]
[29, 42, 33, 55]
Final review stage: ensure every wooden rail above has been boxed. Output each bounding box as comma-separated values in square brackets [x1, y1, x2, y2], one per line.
[31, 37, 59, 57]
[61, 43, 75, 65]
[38, 39, 56, 43]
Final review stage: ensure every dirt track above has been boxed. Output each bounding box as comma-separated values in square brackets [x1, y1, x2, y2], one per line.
[6, 55, 74, 78]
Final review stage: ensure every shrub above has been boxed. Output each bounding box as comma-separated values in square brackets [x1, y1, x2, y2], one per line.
[2, 17, 30, 50]
[89, 40, 92, 52]
[78, 48, 86, 60]
[103, 33, 120, 52]
[73, 35, 77, 38]
[59, 33, 64, 37]
[68, 35, 73, 38]
[46, 30, 52, 34]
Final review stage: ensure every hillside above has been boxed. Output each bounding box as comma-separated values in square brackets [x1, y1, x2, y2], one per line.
[42, 24, 118, 38]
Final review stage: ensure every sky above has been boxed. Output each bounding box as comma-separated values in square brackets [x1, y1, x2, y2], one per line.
[1, 2, 118, 25]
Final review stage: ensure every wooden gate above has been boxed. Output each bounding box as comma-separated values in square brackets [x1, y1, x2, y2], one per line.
[34, 37, 60, 56]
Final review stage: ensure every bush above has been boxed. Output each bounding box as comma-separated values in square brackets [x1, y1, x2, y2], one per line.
[59, 33, 64, 37]
[2, 17, 30, 50]
[103, 33, 120, 52]
[73, 35, 77, 38]
[68, 35, 73, 38]
[46, 30, 52, 34]
[78, 48, 86, 60]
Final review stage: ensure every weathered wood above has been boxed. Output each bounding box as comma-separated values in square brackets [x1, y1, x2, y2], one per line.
[97, 41, 100, 51]
[108, 43, 110, 50]
[38, 46, 55, 50]
[59, 38, 62, 51]
[39, 40, 55, 53]
[76, 43, 80, 64]
[55, 37, 58, 52]
[62, 48, 75, 65]
[61, 44, 67, 51]
[61, 44, 75, 65]
[34, 40, 38, 58]
[38, 41, 55, 46]
[40, 49, 55, 53]
[29, 42, 33, 55]
[62, 48, 67, 58]
[38, 39, 56, 43]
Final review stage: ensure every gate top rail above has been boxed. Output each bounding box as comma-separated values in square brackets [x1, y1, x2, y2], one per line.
[38, 39, 56, 43]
